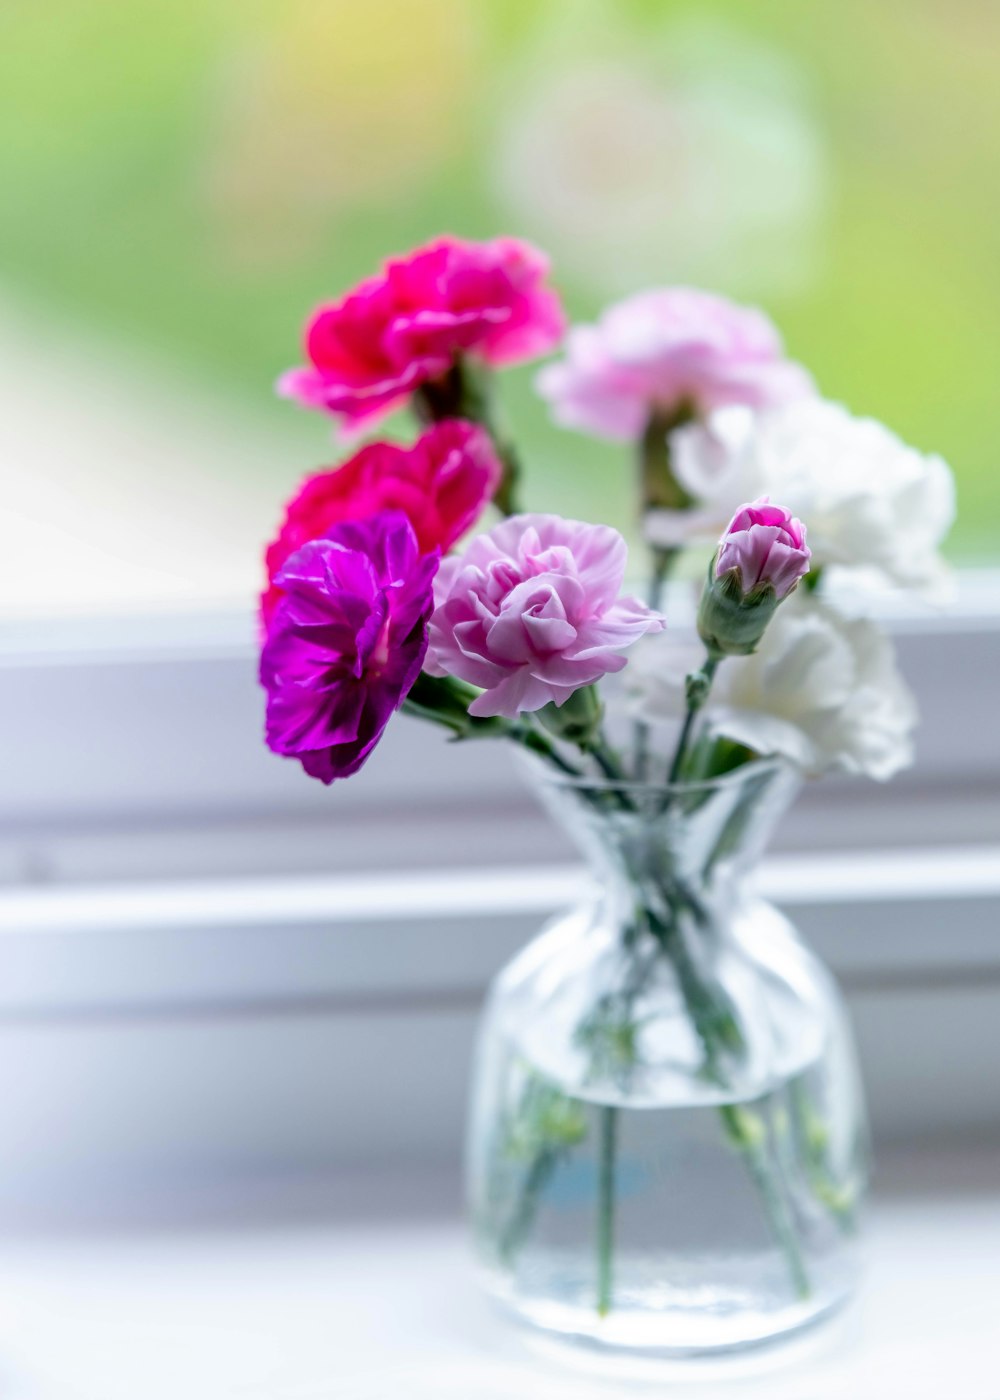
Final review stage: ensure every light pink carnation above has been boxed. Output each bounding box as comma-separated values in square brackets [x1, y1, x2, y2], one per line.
[536, 287, 813, 440]
[717, 497, 810, 599]
[426, 514, 664, 718]
[280, 236, 565, 434]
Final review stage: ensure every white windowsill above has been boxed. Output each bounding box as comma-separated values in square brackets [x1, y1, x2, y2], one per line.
[4, 842, 1000, 937]
[0, 1141, 996, 1400]
[2, 846, 998, 1016]
[0, 844, 996, 1179]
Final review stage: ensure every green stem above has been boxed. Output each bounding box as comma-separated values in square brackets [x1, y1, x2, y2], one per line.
[515, 723, 586, 779]
[648, 901, 812, 1300]
[647, 546, 674, 614]
[633, 549, 677, 782]
[719, 1105, 811, 1300]
[639, 405, 695, 516]
[589, 736, 630, 786]
[647, 910, 740, 1075]
[403, 675, 590, 782]
[788, 1080, 858, 1235]
[632, 403, 693, 780]
[499, 1150, 559, 1264]
[596, 1105, 618, 1316]
[492, 435, 523, 517]
[667, 656, 719, 784]
[695, 804, 857, 1241]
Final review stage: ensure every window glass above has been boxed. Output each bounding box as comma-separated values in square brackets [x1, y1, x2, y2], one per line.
[2, 0, 996, 617]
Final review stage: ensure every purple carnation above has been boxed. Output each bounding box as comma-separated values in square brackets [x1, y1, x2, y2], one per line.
[260, 512, 438, 783]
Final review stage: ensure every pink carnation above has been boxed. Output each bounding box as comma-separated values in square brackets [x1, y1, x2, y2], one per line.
[426, 514, 664, 718]
[536, 287, 813, 440]
[717, 497, 810, 599]
[262, 420, 500, 626]
[279, 236, 565, 433]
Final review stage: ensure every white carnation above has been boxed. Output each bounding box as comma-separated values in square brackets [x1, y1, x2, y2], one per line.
[711, 595, 917, 779]
[647, 398, 955, 597]
[630, 594, 917, 781]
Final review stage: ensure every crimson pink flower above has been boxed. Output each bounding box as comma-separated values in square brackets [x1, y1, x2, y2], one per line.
[426, 513, 664, 719]
[279, 235, 565, 433]
[262, 420, 500, 626]
[536, 287, 813, 440]
[717, 497, 811, 600]
[260, 513, 438, 784]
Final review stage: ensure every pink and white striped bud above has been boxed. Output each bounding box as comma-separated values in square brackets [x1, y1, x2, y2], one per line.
[698, 497, 810, 657]
[716, 497, 811, 600]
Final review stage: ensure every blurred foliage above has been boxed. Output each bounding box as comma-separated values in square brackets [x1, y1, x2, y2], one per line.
[1, 0, 997, 553]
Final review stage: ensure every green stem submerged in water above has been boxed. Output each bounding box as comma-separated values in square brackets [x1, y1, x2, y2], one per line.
[719, 1103, 811, 1301]
[498, 1149, 559, 1265]
[596, 1106, 618, 1317]
[646, 908, 813, 1300]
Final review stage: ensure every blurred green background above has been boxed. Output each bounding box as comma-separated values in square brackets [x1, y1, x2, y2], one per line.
[2, 0, 996, 612]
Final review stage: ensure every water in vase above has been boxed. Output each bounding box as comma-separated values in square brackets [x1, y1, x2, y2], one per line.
[471, 1033, 860, 1352]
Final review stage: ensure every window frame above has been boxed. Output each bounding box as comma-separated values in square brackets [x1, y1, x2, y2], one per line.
[0, 576, 997, 1180]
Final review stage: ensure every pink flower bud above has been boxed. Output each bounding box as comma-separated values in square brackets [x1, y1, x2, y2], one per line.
[716, 497, 810, 600]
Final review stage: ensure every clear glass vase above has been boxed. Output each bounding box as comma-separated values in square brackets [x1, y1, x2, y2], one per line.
[467, 760, 868, 1355]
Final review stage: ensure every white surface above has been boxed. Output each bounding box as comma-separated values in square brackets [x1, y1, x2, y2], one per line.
[0, 1147, 996, 1400]
[5, 844, 1000, 936]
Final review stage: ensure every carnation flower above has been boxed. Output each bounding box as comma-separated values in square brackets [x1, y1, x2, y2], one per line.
[655, 399, 956, 595]
[426, 513, 664, 718]
[697, 497, 810, 658]
[262, 420, 500, 626]
[715, 497, 810, 601]
[279, 235, 564, 433]
[261, 512, 438, 783]
[632, 594, 916, 780]
[535, 287, 813, 441]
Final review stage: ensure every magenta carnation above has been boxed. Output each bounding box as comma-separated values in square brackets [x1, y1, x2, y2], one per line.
[279, 236, 565, 433]
[426, 514, 664, 718]
[717, 497, 810, 599]
[262, 420, 500, 626]
[261, 513, 438, 783]
[536, 287, 813, 441]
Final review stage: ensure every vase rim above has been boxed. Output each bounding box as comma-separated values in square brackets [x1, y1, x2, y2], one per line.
[524, 752, 798, 798]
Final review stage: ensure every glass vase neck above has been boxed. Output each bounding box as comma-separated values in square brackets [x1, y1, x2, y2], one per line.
[529, 758, 800, 908]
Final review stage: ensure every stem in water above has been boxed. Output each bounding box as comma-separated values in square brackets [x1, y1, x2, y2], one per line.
[499, 1150, 559, 1264]
[596, 1105, 618, 1316]
[719, 1104, 811, 1300]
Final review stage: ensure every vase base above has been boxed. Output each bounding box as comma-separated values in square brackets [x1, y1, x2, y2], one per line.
[482, 1266, 857, 1360]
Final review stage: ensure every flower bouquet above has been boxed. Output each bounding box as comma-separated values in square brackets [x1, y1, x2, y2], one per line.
[260, 236, 954, 1353]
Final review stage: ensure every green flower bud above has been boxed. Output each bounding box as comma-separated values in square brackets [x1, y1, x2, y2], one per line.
[697, 559, 780, 658]
[536, 683, 604, 750]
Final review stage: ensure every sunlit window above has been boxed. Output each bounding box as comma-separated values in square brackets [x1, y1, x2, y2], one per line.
[2, 1, 998, 619]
